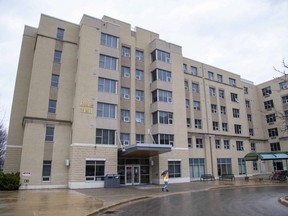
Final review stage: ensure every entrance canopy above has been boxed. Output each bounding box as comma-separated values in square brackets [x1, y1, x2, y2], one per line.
[244, 152, 288, 161]
[119, 143, 172, 158]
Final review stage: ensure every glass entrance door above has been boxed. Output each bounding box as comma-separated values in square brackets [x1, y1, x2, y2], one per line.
[125, 165, 140, 185]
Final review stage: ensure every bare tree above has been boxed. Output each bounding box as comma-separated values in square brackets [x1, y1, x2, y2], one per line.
[0, 118, 7, 167]
[273, 59, 288, 134]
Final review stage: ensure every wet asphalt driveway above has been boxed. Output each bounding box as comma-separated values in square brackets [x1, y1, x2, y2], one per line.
[102, 186, 288, 216]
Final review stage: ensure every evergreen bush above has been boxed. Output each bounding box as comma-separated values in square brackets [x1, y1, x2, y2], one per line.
[0, 172, 21, 190]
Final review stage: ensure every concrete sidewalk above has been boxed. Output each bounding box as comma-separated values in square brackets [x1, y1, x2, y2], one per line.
[0, 179, 287, 216]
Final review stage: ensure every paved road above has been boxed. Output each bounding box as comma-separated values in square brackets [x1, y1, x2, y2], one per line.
[101, 186, 288, 216]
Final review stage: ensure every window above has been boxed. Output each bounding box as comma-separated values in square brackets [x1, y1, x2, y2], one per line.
[270, 142, 281, 151]
[136, 90, 144, 101]
[208, 71, 214, 80]
[45, 127, 54, 142]
[247, 114, 252, 122]
[188, 138, 192, 148]
[153, 111, 173, 125]
[262, 86, 272, 96]
[121, 110, 130, 122]
[189, 158, 205, 178]
[215, 139, 221, 149]
[191, 66, 197, 75]
[56, 28, 64, 40]
[120, 133, 130, 145]
[282, 95, 288, 104]
[151, 49, 170, 63]
[97, 102, 116, 118]
[253, 161, 258, 171]
[192, 83, 199, 93]
[121, 46, 130, 57]
[193, 100, 201, 111]
[217, 74, 223, 83]
[168, 161, 181, 178]
[245, 100, 250, 108]
[183, 64, 187, 73]
[136, 69, 144, 80]
[222, 123, 228, 132]
[121, 66, 130, 77]
[219, 89, 225, 99]
[232, 108, 240, 118]
[279, 81, 288, 90]
[231, 93, 239, 102]
[136, 134, 145, 144]
[211, 104, 217, 113]
[213, 121, 219, 131]
[234, 124, 242, 134]
[266, 114, 276, 123]
[121, 87, 130, 99]
[54, 50, 62, 63]
[185, 99, 190, 108]
[268, 128, 278, 137]
[196, 138, 203, 148]
[153, 134, 174, 145]
[195, 119, 202, 129]
[99, 54, 118, 70]
[152, 89, 172, 103]
[96, 129, 115, 145]
[85, 160, 105, 181]
[236, 141, 244, 151]
[136, 50, 144, 61]
[51, 74, 59, 88]
[48, 100, 57, 114]
[264, 100, 274, 110]
[151, 69, 171, 82]
[98, 77, 117, 93]
[184, 80, 189, 90]
[251, 143, 256, 151]
[220, 106, 226, 115]
[42, 160, 52, 181]
[229, 78, 236, 86]
[101, 33, 118, 48]
[244, 87, 248, 94]
[249, 129, 254, 136]
[136, 112, 144, 124]
[217, 158, 232, 175]
[209, 87, 216, 96]
[238, 158, 246, 175]
[187, 118, 191, 127]
[223, 140, 230, 149]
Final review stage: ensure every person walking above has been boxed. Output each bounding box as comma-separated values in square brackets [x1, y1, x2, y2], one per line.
[162, 172, 169, 192]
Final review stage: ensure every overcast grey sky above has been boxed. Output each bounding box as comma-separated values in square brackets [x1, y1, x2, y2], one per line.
[0, 0, 287, 127]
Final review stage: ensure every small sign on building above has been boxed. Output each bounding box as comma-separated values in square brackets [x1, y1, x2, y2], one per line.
[22, 171, 31, 177]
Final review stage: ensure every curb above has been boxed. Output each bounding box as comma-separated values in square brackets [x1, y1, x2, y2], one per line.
[279, 196, 288, 207]
[87, 196, 151, 216]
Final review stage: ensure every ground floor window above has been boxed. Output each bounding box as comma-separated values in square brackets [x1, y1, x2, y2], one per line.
[189, 158, 205, 178]
[217, 158, 232, 176]
[42, 160, 51, 181]
[168, 161, 181, 178]
[273, 160, 283, 171]
[253, 161, 258, 171]
[238, 158, 246, 175]
[85, 160, 105, 181]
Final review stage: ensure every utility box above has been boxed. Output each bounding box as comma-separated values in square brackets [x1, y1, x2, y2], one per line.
[104, 174, 120, 188]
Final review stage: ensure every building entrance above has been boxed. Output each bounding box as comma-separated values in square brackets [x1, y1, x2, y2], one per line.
[125, 165, 140, 185]
[118, 158, 150, 185]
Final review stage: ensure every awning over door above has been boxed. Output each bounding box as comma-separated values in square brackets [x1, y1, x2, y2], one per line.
[244, 152, 288, 161]
[119, 143, 172, 158]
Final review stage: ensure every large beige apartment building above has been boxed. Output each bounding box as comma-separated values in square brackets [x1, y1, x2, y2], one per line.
[4, 14, 288, 189]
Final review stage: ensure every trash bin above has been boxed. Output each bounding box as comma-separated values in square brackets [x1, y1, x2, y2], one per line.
[104, 174, 120, 188]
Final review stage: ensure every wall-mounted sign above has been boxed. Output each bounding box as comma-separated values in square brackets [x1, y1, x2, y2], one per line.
[22, 171, 31, 177]
[80, 101, 94, 114]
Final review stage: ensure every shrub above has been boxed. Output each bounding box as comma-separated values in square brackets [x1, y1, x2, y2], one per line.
[0, 172, 21, 190]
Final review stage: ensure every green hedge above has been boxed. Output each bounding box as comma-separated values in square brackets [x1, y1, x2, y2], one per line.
[0, 172, 21, 190]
